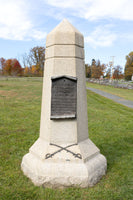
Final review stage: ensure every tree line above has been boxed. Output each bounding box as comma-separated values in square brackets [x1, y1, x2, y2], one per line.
[85, 59, 124, 80]
[0, 47, 133, 80]
[0, 46, 45, 77]
[86, 51, 133, 80]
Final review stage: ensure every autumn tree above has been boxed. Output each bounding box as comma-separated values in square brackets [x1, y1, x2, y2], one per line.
[29, 46, 45, 70]
[124, 51, 133, 80]
[91, 59, 97, 78]
[24, 66, 31, 77]
[113, 65, 123, 80]
[3, 58, 22, 76]
[3, 59, 12, 75]
[106, 68, 111, 79]
[91, 59, 106, 79]
[22, 46, 45, 76]
[101, 63, 106, 77]
[85, 64, 91, 78]
[11, 59, 23, 76]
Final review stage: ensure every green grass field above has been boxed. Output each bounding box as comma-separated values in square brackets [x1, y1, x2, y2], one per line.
[86, 82, 133, 101]
[0, 78, 133, 200]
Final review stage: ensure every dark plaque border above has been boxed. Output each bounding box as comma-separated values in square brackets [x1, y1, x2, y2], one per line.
[51, 75, 77, 120]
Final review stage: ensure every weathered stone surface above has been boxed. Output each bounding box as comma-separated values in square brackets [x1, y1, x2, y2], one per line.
[46, 19, 84, 48]
[21, 139, 107, 188]
[21, 19, 107, 188]
[46, 45, 84, 59]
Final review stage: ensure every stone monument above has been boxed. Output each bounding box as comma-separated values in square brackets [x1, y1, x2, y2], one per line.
[21, 19, 107, 188]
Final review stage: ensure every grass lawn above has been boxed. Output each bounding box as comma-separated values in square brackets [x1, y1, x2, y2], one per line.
[0, 77, 133, 200]
[86, 82, 133, 101]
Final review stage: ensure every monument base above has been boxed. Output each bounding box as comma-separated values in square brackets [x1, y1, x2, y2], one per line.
[21, 138, 107, 188]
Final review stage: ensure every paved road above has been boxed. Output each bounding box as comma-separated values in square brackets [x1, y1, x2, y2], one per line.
[87, 87, 133, 109]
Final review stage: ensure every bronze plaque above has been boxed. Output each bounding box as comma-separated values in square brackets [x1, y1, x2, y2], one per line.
[51, 76, 77, 119]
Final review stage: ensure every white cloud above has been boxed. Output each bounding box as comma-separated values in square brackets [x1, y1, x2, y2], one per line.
[46, 0, 87, 9]
[85, 25, 117, 47]
[31, 30, 47, 40]
[0, 0, 132, 41]
[0, 0, 46, 40]
[45, 0, 133, 21]
[84, 0, 133, 21]
[120, 33, 133, 41]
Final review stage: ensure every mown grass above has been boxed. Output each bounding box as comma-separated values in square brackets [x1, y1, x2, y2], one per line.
[86, 82, 133, 101]
[0, 77, 133, 200]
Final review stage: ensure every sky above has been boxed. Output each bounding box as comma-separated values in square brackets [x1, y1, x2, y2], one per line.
[0, 0, 133, 71]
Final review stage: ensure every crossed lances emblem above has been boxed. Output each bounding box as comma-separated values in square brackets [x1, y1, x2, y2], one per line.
[45, 143, 82, 159]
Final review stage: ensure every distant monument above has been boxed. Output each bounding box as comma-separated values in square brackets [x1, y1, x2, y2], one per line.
[21, 19, 107, 188]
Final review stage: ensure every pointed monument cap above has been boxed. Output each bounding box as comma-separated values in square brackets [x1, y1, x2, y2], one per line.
[46, 19, 84, 48]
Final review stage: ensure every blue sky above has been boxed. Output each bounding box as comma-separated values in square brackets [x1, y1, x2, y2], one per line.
[0, 0, 133, 71]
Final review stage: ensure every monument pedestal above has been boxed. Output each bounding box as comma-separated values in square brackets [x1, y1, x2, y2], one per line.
[21, 138, 106, 188]
[21, 19, 107, 188]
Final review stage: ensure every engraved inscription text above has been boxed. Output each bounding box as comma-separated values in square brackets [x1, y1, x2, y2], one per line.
[51, 76, 77, 119]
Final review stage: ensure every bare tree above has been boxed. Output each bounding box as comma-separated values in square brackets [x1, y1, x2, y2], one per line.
[22, 46, 45, 76]
[29, 46, 45, 71]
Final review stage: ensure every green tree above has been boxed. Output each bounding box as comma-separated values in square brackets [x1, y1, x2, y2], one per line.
[124, 51, 133, 80]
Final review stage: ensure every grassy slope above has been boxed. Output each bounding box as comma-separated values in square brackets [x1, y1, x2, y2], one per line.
[86, 82, 133, 101]
[0, 78, 133, 200]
